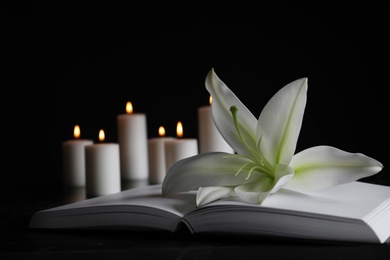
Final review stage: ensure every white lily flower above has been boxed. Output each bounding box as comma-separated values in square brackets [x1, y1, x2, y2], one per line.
[162, 69, 384, 207]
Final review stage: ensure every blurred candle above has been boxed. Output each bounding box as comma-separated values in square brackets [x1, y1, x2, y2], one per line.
[117, 101, 149, 181]
[147, 126, 175, 184]
[165, 121, 198, 172]
[198, 96, 234, 154]
[85, 129, 121, 197]
[62, 125, 93, 187]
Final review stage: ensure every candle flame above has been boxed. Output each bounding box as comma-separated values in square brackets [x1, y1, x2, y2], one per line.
[126, 101, 133, 114]
[158, 126, 166, 137]
[73, 125, 81, 139]
[99, 129, 105, 142]
[176, 121, 183, 138]
[209, 95, 212, 105]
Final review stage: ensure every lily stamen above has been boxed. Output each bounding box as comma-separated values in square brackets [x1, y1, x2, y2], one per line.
[245, 166, 263, 180]
[235, 162, 254, 176]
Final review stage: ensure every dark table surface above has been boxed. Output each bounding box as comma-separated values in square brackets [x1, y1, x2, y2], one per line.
[2, 177, 390, 260]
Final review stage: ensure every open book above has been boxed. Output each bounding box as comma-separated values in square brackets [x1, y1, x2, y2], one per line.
[29, 181, 390, 244]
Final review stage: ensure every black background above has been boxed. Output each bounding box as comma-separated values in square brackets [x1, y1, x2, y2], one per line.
[2, 1, 389, 192]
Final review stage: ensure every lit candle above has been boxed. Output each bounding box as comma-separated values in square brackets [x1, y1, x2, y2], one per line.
[117, 101, 149, 181]
[148, 126, 175, 184]
[85, 129, 121, 197]
[198, 96, 234, 153]
[62, 125, 93, 187]
[165, 121, 198, 172]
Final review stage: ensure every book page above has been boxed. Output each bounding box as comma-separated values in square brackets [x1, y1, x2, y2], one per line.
[41, 185, 197, 217]
[29, 185, 198, 231]
[184, 182, 390, 243]
[196, 182, 390, 219]
[30, 182, 390, 243]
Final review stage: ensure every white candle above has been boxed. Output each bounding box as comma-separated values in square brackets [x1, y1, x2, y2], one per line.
[148, 126, 175, 184]
[62, 125, 93, 187]
[85, 129, 121, 197]
[165, 121, 198, 172]
[117, 101, 149, 181]
[198, 96, 234, 154]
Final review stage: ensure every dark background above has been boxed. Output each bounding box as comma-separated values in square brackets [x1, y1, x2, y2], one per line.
[1, 2, 390, 258]
[2, 1, 389, 193]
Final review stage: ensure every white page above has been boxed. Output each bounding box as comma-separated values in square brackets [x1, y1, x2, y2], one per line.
[199, 182, 390, 220]
[31, 181, 390, 243]
[183, 182, 390, 243]
[39, 184, 197, 218]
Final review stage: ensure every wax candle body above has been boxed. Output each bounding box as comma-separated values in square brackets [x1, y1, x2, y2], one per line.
[164, 138, 198, 172]
[62, 139, 93, 186]
[85, 143, 121, 197]
[148, 137, 175, 184]
[117, 113, 149, 180]
[198, 105, 234, 154]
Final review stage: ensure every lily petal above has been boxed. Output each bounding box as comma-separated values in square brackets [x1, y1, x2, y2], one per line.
[162, 152, 260, 196]
[271, 164, 295, 193]
[286, 145, 384, 192]
[257, 78, 307, 167]
[234, 164, 294, 204]
[234, 175, 273, 204]
[205, 69, 258, 156]
[196, 186, 236, 207]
